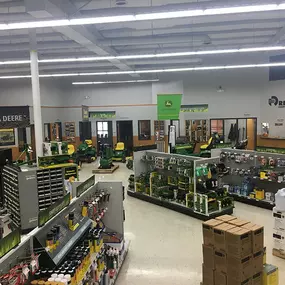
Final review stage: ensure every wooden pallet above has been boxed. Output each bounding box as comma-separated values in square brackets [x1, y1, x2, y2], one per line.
[92, 164, 119, 174]
[273, 248, 285, 259]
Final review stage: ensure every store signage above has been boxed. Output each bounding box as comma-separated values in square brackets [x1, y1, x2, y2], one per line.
[0, 106, 30, 128]
[180, 104, 209, 112]
[157, 94, 182, 120]
[38, 193, 70, 227]
[268, 96, 285, 108]
[76, 175, 95, 197]
[0, 228, 21, 258]
[82, 105, 89, 121]
[89, 111, 116, 119]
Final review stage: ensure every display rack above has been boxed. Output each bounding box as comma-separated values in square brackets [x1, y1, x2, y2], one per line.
[185, 120, 209, 143]
[3, 164, 65, 231]
[218, 148, 285, 210]
[0, 177, 128, 285]
[64, 122, 76, 142]
[154, 120, 165, 141]
[128, 149, 234, 220]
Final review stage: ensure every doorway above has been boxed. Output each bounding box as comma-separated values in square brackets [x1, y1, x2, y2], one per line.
[247, 118, 257, 150]
[116, 121, 133, 156]
[96, 121, 113, 147]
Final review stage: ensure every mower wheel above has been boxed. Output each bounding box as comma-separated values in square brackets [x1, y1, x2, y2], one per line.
[122, 156, 126, 163]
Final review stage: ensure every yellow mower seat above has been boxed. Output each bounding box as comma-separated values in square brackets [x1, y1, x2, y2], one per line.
[115, 142, 125, 151]
[85, 139, 93, 146]
[68, 144, 75, 155]
[200, 137, 213, 151]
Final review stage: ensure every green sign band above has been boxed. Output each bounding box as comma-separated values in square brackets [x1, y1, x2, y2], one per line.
[157, 94, 182, 120]
[0, 228, 21, 258]
[76, 175, 95, 197]
[180, 104, 209, 112]
[89, 111, 116, 119]
[38, 193, 71, 227]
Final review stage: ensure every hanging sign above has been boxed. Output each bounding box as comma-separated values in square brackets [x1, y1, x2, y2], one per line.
[89, 111, 116, 119]
[82, 105, 89, 121]
[180, 104, 209, 112]
[0, 106, 30, 128]
[157, 94, 182, 120]
[76, 175, 95, 197]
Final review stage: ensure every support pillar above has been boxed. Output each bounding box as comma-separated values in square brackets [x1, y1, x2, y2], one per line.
[30, 50, 43, 161]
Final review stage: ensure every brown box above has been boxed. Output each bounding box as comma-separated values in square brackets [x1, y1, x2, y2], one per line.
[203, 219, 224, 246]
[228, 218, 250, 227]
[214, 250, 227, 273]
[214, 223, 236, 252]
[252, 250, 263, 275]
[227, 277, 252, 285]
[216, 214, 237, 222]
[226, 227, 252, 258]
[214, 270, 227, 285]
[203, 244, 215, 269]
[227, 255, 253, 280]
[252, 272, 263, 285]
[202, 264, 214, 285]
[242, 223, 264, 253]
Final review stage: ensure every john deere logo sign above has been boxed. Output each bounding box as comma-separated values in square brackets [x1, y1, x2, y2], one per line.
[269, 96, 285, 108]
[165, 100, 173, 107]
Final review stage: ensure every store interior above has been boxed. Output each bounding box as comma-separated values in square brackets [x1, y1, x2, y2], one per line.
[2, 1, 285, 285]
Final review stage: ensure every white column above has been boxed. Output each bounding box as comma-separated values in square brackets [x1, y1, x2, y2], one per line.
[30, 50, 43, 161]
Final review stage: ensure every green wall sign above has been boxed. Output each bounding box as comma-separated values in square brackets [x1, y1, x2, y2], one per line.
[180, 104, 209, 112]
[157, 94, 182, 120]
[76, 175, 95, 197]
[89, 111, 116, 119]
[0, 228, 21, 258]
[38, 193, 70, 227]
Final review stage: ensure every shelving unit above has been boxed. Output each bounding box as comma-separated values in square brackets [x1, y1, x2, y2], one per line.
[128, 149, 234, 220]
[154, 120, 165, 141]
[185, 120, 209, 143]
[218, 148, 285, 210]
[3, 165, 65, 231]
[64, 122, 76, 142]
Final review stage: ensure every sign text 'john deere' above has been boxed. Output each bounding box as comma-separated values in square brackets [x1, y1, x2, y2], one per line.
[157, 94, 182, 120]
[0, 106, 30, 128]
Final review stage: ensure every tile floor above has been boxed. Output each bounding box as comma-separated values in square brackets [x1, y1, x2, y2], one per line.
[80, 161, 284, 285]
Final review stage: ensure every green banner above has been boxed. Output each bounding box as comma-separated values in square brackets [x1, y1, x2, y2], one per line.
[89, 111, 116, 119]
[38, 193, 70, 227]
[0, 228, 21, 258]
[180, 104, 209, 112]
[76, 175, 95, 197]
[157, 94, 182, 120]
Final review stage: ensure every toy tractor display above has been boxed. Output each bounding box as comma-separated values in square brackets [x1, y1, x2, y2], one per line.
[112, 142, 126, 163]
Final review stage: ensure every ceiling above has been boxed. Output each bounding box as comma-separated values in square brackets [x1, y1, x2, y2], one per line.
[1, 0, 285, 80]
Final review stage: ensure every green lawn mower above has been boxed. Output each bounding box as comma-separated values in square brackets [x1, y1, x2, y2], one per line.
[76, 140, 97, 164]
[99, 143, 114, 169]
[112, 142, 127, 163]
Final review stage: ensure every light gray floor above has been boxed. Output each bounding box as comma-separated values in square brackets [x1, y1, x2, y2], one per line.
[80, 161, 284, 285]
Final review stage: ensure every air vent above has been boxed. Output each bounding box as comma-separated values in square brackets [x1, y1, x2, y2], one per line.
[116, 0, 127, 5]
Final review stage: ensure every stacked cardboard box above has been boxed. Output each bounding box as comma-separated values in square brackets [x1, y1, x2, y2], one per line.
[272, 207, 285, 253]
[202, 215, 265, 285]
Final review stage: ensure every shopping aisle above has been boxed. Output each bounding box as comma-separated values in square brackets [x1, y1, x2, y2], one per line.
[80, 162, 285, 285]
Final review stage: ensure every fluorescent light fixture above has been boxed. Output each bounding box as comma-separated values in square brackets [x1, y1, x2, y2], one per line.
[4, 45, 285, 66]
[0, 60, 31, 65]
[72, 79, 159, 85]
[2, 62, 285, 79]
[0, 3, 285, 31]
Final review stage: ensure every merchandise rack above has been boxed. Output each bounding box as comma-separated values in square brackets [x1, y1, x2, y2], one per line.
[218, 148, 285, 210]
[2, 164, 65, 232]
[128, 149, 234, 220]
[0, 178, 128, 285]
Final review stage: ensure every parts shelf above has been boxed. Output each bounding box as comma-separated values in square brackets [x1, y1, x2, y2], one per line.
[127, 190, 233, 221]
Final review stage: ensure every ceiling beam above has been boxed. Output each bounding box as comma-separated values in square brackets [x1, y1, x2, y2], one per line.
[24, 0, 139, 77]
[267, 26, 285, 45]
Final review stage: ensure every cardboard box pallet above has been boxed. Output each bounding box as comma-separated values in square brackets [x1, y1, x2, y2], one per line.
[201, 215, 277, 285]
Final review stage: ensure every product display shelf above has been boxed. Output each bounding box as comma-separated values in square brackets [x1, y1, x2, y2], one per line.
[128, 149, 234, 220]
[0, 177, 127, 285]
[2, 164, 65, 232]
[219, 148, 285, 210]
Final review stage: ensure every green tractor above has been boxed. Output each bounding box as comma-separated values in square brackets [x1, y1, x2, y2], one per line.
[99, 143, 114, 169]
[76, 140, 97, 164]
